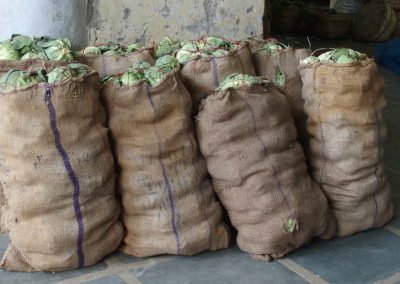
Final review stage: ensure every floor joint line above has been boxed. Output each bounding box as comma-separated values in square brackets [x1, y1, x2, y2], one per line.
[384, 225, 400, 236]
[54, 256, 173, 284]
[278, 258, 329, 284]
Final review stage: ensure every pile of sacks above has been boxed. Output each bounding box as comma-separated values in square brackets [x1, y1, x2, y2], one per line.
[0, 34, 393, 272]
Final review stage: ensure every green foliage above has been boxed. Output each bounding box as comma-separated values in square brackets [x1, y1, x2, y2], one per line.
[0, 63, 92, 92]
[47, 66, 74, 84]
[101, 56, 178, 87]
[258, 42, 283, 55]
[301, 48, 366, 64]
[0, 70, 37, 92]
[80, 42, 144, 57]
[275, 67, 285, 87]
[218, 73, 269, 91]
[155, 55, 179, 72]
[175, 37, 240, 65]
[156, 37, 181, 58]
[285, 218, 298, 234]
[0, 35, 74, 61]
[0, 42, 21, 60]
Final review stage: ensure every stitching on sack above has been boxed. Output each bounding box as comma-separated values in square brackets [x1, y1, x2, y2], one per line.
[370, 68, 381, 228]
[101, 55, 107, 78]
[371, 111, 381, 227]
[175, 78, 196, 164]
[210, 57, 220, 88]
[176, 80, 213, 250]
[315, 66, 326, 185]
[44, 85, 85, 268]
[145, 85, 182, 254]
[146, 84, 156, 110]
[236, 50, 245, 73]
[237, 93, 298, 242]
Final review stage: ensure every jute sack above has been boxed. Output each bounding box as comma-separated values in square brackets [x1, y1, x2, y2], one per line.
[0, 60, 71, 234]
[196, 82, 336, 260]
[245, 37, 278, 54]
[179, 42, 256, 112]
[101, 70, 230, 257]
[245, 37, 273, 53]
[0, 72, 123, 272]
[253, 48, 311, 150]
[299, 59, 394, 237]
[76, 47, 155, 78]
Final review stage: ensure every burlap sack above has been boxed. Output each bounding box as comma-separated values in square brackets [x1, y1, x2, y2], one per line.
[245, 37, 278, 54]
[245, 37, 267, 53]
[179, 42, 256, 112]
[0, 60, 72, 235]
[299, 59, 394, 237]
[0, 73, 123, 272]
[0, 59, 69, 77]
[196, 83, 336, 260]
[101, 70, 230, 257]
[254, 48, 311, 150]
[76, 48, 155, 78]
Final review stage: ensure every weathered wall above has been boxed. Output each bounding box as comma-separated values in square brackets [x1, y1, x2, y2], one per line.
[0, 0, 264, 47]
[0, 0, 88, 48]
[87, 0, 264, 45]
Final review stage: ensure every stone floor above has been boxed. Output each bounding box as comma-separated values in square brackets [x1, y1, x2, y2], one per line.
[1, 38, 400, 283]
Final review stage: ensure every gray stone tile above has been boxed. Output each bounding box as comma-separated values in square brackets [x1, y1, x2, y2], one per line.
[0, 233, 9, 256]
[0, 234, 110, 284]
[134, 247, 307, 284]
[0, 261, 109, 284]
[83, 274, 126, 284]
[113, 251, 145, 265]
[288, 228, 400, 284]
[388, 216, 400, 229]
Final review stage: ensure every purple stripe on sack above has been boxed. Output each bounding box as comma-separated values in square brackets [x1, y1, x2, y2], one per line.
[146, 85, 156, 111]
[372, 111, 382, 227]
[44, 86, 85, 268]
[158, 150, 182, 254]
[211, 57, 219, 88]
[145, 85, 182, 254]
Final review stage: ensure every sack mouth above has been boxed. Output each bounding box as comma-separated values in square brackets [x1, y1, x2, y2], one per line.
[298, 58, 375, 69]
[0, 71, 98, 95]
[244, 36, 278, 43]
[101, 67, 180, 92]
[196, 81, 284, 124]
[75, 47, 155, 60]
[181, 42, 251, 65]
[210, 80, 275, 99]
[254, 47, 311, 56]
